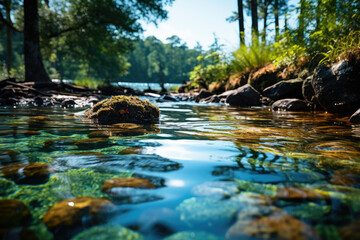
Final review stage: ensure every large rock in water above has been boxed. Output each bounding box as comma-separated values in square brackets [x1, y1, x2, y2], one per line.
[312, 60, 360, 115]
[226, 84, 262, 107]
[85, 96, 159, 125]
[43, 197, 116, 239]
[272, 99, 308, 111]
[263, 78, 304, 101]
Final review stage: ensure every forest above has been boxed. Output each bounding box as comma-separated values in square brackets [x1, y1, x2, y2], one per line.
[0, 0, 359, 89]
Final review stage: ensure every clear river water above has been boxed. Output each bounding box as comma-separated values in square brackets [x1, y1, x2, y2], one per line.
[0, 99, 359, 240]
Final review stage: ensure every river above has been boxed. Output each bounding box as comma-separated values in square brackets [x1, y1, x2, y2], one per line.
[0, 99, 359, 239]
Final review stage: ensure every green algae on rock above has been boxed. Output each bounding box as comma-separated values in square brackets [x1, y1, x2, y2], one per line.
[85, 96, 160, 125]
[72, 224, 144, 240]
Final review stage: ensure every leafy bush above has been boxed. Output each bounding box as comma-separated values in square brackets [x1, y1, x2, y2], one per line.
[189, 52, 232, 88]
[232, 42, 276, 72]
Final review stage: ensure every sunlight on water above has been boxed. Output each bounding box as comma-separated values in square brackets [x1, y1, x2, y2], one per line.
[0, 101, 359, 240]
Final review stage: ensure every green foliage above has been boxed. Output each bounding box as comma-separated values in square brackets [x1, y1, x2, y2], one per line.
[123, 36, 202, 84]
[74, 77, 106, 89]
[318, 31, 360, 65]
[189, 52, 232, 87]
[232, 42, 276, 71]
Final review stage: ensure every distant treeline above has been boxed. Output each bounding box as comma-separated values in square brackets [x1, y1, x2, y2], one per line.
[0, 29, 204, 84]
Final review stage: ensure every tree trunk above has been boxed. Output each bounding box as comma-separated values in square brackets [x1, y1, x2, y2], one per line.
[315, 0, 321, 30]
[298, 0, 306, 42]
[24, 0, 52, 86]
[5, 0, 11, 75]
[237, 0, 245, 46]
[274, 0, 279, 40]
[262, 0, 269, 45]
[251, 0, 258, 44]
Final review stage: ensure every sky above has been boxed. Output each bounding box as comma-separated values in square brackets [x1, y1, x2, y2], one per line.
[141, 0, 299, 53]
[141, 0, 242, 52]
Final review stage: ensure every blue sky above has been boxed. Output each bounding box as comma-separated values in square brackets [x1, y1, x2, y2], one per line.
[141, 0, 298, 52]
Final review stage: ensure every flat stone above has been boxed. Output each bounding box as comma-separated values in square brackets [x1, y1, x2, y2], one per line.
[43, 197, 116, 239]
[102, 177, 156, 193]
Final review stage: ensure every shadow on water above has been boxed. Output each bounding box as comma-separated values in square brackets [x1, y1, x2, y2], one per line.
[0, 102, 360, 239]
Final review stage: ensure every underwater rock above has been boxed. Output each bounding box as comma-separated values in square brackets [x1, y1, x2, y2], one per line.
[164, 231, 222, 240]
[101, 177, 156, 193]
[176, 197, 240, 227]
[72, 224, 144, 240]
[226, 84, 262, 107]
[263, 78, 304, 101]
[275, 186, 330, 202]
[272, 98, 309, 111]
[330, 169, 360, 186]
[0, 150, 20, 162]
[312, 60, 360, 115]
[339, 219, 360, 240]
[0, 130, 41, 137]
[244, 214, 318, 240]
[192, 181, 239, 199]
[226, 206, 318, 240]
[350, 108, 360, 124]
[0, 163, 57, 185]
[42, 138, 77, 151]
[43, 197, 116, 239]
[118, 147, 143, 155]
[85, 95, 160, 125]
[0, 199, 31, 228]
[306, 140, 360, 161]
[74, 138, 109, 150]
[0, 178, 16, 196]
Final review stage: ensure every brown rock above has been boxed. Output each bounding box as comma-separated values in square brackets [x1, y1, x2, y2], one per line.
[102, 177, 156, 193]
[339, 219, 360, 240]
[330, 169, 360, 186]
[118, 147, 143, 155]
[74, 138, 109, 149]
[0, 199, 31, 228]
[43, 197, 116, 239]
[275, 186, 330, 202]
[244, 214, 318, 240]
[0, 163, 56, 184]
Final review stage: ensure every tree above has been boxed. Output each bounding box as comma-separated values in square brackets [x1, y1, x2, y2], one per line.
[251, 0, 259, 43]
[237, 0, 245, 46]
[24, 0, 52, 85]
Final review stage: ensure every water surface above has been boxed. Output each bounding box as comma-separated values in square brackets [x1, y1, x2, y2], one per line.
[0, 101, 359, 239]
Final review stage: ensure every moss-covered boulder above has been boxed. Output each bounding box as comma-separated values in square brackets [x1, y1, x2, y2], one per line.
[43, 197, 116, 239]
[85, 96, 159, 125]
[72, 225, 144, 240]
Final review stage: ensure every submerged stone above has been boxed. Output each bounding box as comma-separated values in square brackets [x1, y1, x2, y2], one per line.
[72, 225, 144, 240]
[0, 199, 31, 228]
[0, 163, 57, 185]
[226, 206, 319, 240]
[330, 169, 360, 186]
[275, 186, 330, 202]
[339, 219, 360, 240]
[164, 231, 222, 240]
[85, 95, 160, 125]
[74, 138, 109, 150]
[118, 147, 143, 155]
[43, 197, 116, 239]
[101, 177, 156, 193]
[176, 197, 240, 227]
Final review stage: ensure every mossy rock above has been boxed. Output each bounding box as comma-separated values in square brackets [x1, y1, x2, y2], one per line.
[71, 224, 144, 240]
[0, 199, 32, 228]
[164, 231, 222, 240]
[85, 96, 160, 125]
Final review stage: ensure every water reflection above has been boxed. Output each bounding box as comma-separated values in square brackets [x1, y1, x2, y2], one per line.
[0, 103, 359, 239]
